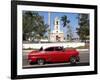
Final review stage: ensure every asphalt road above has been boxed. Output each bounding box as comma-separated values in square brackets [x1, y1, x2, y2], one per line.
[22, 50, 89, 69]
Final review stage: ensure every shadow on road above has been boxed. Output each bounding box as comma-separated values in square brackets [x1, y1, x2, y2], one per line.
[23, 62, 89, 69]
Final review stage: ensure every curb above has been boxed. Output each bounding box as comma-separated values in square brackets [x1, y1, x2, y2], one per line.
[76, 49, 89, 51]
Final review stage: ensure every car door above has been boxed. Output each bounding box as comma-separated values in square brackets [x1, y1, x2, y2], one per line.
[54, 47, 66, 62]
[44, 47, 56, 62]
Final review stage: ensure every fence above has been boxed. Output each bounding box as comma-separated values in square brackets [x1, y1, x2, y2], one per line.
[23, 42, 85, 49]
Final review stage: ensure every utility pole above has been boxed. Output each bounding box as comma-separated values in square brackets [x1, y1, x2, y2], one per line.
[48, 12, 50, 42]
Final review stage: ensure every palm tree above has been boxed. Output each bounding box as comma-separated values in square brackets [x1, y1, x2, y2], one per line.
[61, 15, 72, 41]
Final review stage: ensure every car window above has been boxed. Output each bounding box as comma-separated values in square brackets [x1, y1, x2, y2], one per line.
[55, 47, 63, 51]
[45, 47, 54, 51]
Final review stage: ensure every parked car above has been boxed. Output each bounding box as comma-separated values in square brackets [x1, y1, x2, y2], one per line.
[28, 46, 80, 65]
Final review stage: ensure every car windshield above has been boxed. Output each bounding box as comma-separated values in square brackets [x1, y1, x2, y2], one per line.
[39, 47, 43, 51]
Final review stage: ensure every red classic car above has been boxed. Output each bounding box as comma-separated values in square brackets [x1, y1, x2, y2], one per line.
[28, 46, 80, 65]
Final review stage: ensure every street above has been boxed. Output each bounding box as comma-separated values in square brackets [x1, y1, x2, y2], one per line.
[22, 50, 89, 69]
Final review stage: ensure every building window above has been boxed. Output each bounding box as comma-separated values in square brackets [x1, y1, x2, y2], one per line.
[56, 21, 58, 25]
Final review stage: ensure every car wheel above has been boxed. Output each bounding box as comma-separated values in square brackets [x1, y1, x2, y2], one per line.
[37, 59, 45, 65]
[70, 56, 76, 64]
[29, 61, 34, 65]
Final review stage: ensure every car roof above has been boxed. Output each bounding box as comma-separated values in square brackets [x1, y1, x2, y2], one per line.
[41, 46, 63, 50]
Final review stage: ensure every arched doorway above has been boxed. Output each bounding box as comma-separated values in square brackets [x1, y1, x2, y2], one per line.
[56, 35, 60, 42]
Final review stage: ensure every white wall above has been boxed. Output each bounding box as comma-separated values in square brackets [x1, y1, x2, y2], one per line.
[0, 0, 100, 80]
[23, 42, 85, 49]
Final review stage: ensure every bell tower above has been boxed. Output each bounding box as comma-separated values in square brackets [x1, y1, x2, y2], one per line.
[54, 17, 60, 33]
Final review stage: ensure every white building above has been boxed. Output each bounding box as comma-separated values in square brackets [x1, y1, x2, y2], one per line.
[50, 17, 64, 42]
